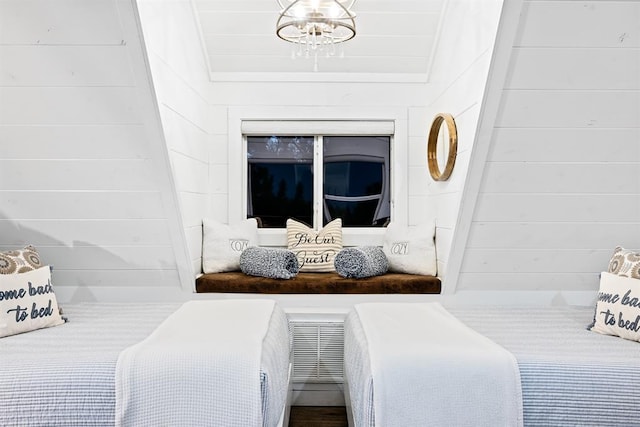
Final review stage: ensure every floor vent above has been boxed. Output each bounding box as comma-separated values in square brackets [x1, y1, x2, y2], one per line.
[290, 321, 344, 383]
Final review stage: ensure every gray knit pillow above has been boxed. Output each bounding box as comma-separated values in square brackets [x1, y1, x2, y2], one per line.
[334, 246, 388, 279]
[240, 247, 300, 279]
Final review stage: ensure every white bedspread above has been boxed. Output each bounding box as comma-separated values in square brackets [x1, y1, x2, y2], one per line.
[355, 302, 523, 427]
[116, 299, 276, 427]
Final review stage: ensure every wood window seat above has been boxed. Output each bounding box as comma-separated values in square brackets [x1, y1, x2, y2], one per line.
[196, 272, 441, 294]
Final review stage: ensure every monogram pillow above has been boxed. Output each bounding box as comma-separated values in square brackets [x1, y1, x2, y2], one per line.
[286, 218, 343, 272]
[383, 221, 437, 276]
[608, 246, 640, 279]
[202, 218, 259, 273]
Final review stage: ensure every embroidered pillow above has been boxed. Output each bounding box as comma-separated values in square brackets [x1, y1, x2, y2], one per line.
[0, 265, 65, 338]
[0, 245, 43, 274]
[202, 218, 259, 273]
[589, 272, 640, 342]
[382, 221, 437, 276]
[608, 246, 640, 279]
[286, 218, 343, 272]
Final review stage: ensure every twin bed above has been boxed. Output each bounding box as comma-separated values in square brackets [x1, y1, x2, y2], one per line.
[4, 299, 639, 426]
[344, 303, 640, 427]
[1, 300, 291, 427]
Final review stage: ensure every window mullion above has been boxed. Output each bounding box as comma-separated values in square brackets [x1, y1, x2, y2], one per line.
[314, 135, 324, 230]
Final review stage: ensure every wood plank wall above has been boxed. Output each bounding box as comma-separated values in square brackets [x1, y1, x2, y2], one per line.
[137, 0, 213, 277]
[417, 0, 504, 280]
[0, 0, 190, 300]
[455, 0, 640, 295]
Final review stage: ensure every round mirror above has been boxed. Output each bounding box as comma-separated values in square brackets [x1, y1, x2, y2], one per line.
[427, 113, 457, 181]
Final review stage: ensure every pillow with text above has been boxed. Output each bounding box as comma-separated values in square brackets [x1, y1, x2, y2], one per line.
[0, 265, 66, 338]
[286, 218, 343, 272]
[589, 271, 640, 343]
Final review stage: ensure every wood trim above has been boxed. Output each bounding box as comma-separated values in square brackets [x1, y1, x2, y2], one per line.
[196, 272, 441, 294]
[427, 112, 458, 181]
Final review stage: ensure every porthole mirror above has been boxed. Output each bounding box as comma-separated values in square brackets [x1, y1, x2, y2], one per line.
[427, 113, 458, 181]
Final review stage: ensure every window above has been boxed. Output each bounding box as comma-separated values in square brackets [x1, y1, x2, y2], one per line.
[246, 134, 391, 229]
[247, 136, 314, 227]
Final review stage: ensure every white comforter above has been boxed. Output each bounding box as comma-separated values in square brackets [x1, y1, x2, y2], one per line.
[116, 299, 277, 427]
[355, 302, 523, 427]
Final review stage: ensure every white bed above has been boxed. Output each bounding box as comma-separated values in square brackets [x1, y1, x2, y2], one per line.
[344, 303, 640, 427]
[0, 301, 291, 427]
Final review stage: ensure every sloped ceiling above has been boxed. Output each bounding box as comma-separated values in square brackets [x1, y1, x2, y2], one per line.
[192, 0, 447, 81]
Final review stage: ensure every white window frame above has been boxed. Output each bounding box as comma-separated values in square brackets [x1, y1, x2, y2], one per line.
[228, 107, 409, 247]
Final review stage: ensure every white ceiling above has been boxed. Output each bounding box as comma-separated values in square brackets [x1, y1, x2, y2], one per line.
[192, 0, 447, 81]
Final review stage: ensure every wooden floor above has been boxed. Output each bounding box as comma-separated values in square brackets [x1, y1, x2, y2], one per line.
[288, 406, 348, 427]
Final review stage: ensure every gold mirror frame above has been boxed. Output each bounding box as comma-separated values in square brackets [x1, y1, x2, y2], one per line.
[427, 113, 458, 181]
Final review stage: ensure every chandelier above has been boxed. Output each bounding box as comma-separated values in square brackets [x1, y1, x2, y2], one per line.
[276, 0, 357, 69]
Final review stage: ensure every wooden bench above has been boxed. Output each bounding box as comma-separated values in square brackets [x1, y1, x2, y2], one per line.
[196, 272, 441, 294]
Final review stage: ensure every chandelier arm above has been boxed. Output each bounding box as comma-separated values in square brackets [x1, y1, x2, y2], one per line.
[275, 0, 357, 65]
[277, 21, 356, 44]
[334, 0, 356, 19]
[277, 0, 302, 19]
[276, 0, 357, 9]
[278, 0, 356, 21]
[341, 0, 357, 10]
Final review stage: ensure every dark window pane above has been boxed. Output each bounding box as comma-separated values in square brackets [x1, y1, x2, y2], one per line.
[325, 199, 386, 227]
[323, 136, 390, 227]
[324, 161, 383, 197]
[248, 136, 314, 162]
[246, 134, 391, 228]
[248, 163, 313, 227]
[247, 136, 314, 227]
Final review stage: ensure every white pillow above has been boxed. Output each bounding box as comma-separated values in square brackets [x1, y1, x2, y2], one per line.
[382, 221, 437, 276]
[202, 218, 259, 273]
[0, 265, 65, 338]
[286, 218, 343, 272]
[589, 272, 640, 343]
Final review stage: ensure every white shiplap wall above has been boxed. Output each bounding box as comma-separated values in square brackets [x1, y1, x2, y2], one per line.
[411, 0, 505, 283]
[198, 2, 507, 280]
[0, 0, 190, 301]
[452, 0, 640, 297]
[137, 0, 212, 277]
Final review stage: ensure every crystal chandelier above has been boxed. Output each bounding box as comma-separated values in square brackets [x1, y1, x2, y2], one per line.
[276, 0, 357, 70]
